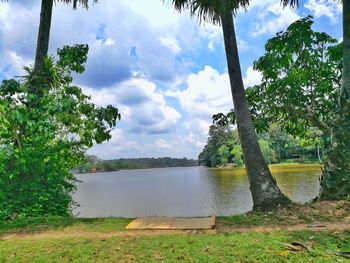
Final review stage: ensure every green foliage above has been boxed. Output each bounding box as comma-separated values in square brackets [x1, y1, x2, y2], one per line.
[213, 16, 341, 142]
[258, 139, 272, 164]
[230, 145, 243, 166]
[211, 16, 349, 200]
[198, 125, 232, 167]
[248, 16, 341, 137]
[0, 44, 120, 221]
[199, 124, 319, 167]
[75, 156, 198, 173]
[217, 145, 229, 166]
[320, 92, 350, 200]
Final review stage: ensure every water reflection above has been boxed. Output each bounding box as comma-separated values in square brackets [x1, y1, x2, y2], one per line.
[274, 170, 320, 203]
[200, 168, 252, 215]
[74, 165, 321, 218]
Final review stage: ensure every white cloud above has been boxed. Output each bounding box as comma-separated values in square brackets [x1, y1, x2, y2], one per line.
[2, 0, 339, 160]
[183, 132, 205, 149]
[247, 1, 300, 37]
[0, 4, 9, 21]
[120, 0, 181, 28]
[87, 129, 141, 159]
[172, 66, 232, 118]
[83, 78, 181, 135]
[154, 139, 173, 149]
[305, 0, 342, 25]
[104, 38, 115, 46]
[160, 37, 181, 54]
[198, 23, 222, 50]
[243, 66, 262, 87]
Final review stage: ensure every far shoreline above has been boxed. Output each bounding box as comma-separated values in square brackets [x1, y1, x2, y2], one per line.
[75, 163, 321, 175]
[75, 165, 199, 174]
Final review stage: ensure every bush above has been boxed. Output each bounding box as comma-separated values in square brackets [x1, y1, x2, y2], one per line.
[0, 45, 120, 221]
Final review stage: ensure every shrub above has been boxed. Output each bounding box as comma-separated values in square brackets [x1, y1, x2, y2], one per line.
[0, 45, 120, 221]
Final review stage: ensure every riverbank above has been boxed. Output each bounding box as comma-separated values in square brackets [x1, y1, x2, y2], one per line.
[75, 165, 199, 174]
[1, 201, 349, 262]
[212, 163, 321, 171]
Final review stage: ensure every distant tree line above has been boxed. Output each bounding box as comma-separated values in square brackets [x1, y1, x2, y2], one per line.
[199, 124, 320, 168]
[75, 156, 199, 173]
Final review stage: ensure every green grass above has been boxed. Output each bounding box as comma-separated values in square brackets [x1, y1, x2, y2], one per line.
[217, 212, 290, 227]
[218, 201, 350, 228]
[217, 211, 311, 227]
[1, 200, 348, 234]
[1, 231, 349, 262]
[0, 216, 132, 235]
[217, 210, 344, 228]
[1, 201, 349, 262]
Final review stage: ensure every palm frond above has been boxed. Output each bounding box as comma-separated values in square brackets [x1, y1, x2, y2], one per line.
[55, 0, 98, 9]
[280, 0, 299, 8]
[169, 0, 188, 11]
[170, 0, 250, 25]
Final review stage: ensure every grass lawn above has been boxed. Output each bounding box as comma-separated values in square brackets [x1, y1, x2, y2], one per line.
[1, 201, 349, 262]
[1, 230, 350, 262]
[0, 217, 132, 234]
[218, 200, 350, 227]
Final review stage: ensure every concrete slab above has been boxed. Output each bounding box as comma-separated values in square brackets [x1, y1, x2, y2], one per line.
[126, 215, 216, 230]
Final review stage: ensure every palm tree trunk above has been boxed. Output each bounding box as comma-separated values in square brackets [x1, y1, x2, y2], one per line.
[220, 12, 290, 210]
[34, 0, 54, 69]
[343, 0, 350, 96]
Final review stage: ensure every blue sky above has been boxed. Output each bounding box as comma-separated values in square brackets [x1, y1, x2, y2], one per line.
[0, 0, 343, 159]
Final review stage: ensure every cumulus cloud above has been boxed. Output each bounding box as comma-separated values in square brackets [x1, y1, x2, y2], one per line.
[154, 139, 173, 149]
[177, 118, 212, 155]
[120, 0, 182, 28]
[1, 0, 338, 159]
[159, 37, 181, 54]
[0, 0, 190, 88]
[305, 0, 342, 25]
[169, 66, 232, 118]
[87, 128, 143, 159]
[83, 78, 181, 135]
[243, 66, 262, 87]
[246, 0, 300, 37]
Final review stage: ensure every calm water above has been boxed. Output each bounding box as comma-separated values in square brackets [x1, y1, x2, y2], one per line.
[73, 165, 321, 218]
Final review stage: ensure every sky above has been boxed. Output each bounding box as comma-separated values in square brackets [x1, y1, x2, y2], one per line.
[0, 0, 343, 160]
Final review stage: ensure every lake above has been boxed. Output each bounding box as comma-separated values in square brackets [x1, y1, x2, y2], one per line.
[73, 164, 321, 218]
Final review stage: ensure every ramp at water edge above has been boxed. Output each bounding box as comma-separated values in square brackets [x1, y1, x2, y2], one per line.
[126, 216, 216, 230]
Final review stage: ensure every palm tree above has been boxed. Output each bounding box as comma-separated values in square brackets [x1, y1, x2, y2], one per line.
[35, 0, 97, 69]
[343, 1, 350, 97]
[170, 0, 291, 210]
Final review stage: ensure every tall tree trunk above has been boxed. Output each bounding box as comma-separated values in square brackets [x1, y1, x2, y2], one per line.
[34, 0, 54, 70]
[220, 12, 290, 210]
[343, 0, 350, 96]
[319, 1, 350, 200]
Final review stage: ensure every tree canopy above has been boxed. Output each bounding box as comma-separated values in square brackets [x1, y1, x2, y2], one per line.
[214, 16, 342, 142]
[0, 45, 120, 220]
[248, 16, 341, 138]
